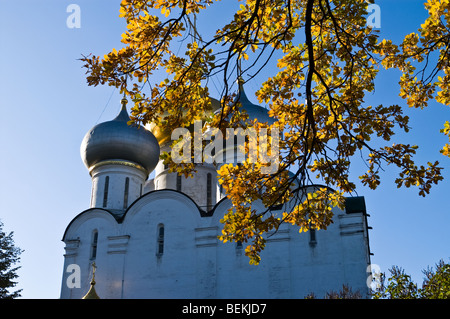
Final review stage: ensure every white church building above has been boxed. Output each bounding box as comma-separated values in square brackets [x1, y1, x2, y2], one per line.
[60, 85, 372, 299]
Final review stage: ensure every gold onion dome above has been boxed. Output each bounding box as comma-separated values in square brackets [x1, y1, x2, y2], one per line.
[82, 280, 100, 299]
[146, 81, 273, 145]
[82, 263, 100, 299]
[146, 97, 221, 146]
[80, 98, 160, 174]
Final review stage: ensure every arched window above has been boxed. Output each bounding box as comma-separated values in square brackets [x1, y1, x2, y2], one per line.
[102, 176, 109, 208]
[176, 174, 182, 192]
[156, 224, 164, 256]
[90, 230, 98, 260]
[207, 173, 212, 210]
[123, 177, 130, 209]
[235, 240, 243, 256]
[309, 227, 317, 246]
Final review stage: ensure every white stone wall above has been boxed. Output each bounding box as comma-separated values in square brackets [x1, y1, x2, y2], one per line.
[61, 189, 371, 299]
[153, 154, 218, 211]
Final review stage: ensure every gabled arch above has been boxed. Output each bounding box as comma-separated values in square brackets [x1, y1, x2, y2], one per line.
[61, 208, 119, 241]
[121, 189, 206, 227]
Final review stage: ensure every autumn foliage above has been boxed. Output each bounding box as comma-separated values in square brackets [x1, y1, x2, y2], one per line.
[81, 0, 449, 264]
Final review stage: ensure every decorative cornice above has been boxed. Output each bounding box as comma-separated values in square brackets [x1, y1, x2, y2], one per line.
[88, 159, 149, 177]
[63, 239, 80, 257]
[107, 235, 130, 254]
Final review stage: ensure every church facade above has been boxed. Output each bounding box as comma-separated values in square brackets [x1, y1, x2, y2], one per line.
[60, 87, 372, 299]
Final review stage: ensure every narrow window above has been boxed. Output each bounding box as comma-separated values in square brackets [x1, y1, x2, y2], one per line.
[207, 173, 212, 210]
[140, 184, 143, 196]
[156, 224, 164, 256]
[90, 230, 98, 260]
[176, 174, 182, 192]
[123, 177, 129, 209]
[102, 176, 109, 208]
[310, 229, 316, 242]
[219, 183, 224, 200]
[90, 184, 94, 207]
[309, 227, 317, 246]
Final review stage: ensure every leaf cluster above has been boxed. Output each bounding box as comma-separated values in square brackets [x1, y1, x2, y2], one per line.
[81, 0, 449, 264]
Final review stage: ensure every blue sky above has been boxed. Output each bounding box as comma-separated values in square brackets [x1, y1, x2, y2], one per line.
[0, 0, 449, 298]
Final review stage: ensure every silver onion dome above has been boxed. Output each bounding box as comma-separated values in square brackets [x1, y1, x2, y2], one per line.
[80, 98, 160, 174]
[215, 78, 275, 125]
